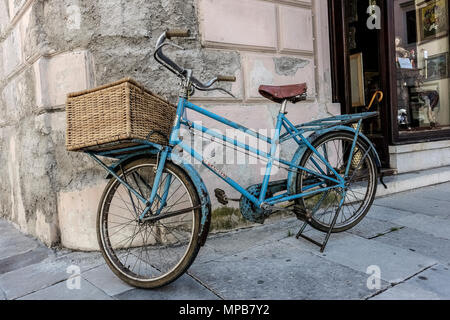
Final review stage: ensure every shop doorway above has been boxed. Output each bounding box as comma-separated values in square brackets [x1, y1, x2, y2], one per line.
[329, 0, 392, 167]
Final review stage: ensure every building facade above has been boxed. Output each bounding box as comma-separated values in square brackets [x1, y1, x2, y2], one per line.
[0, 0, 449, 250]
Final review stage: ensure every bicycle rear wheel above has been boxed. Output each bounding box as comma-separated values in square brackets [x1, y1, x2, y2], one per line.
[97, 157, 202, 289]
[296, 131, 378, 233]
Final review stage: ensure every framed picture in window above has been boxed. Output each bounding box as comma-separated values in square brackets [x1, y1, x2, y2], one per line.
[350, 53, 365, 107]
[419, 0, 448, 41]
[425, 52, 449, 81]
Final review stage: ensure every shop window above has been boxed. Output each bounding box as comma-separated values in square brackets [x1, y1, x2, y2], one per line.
[394, 0, 450, 132]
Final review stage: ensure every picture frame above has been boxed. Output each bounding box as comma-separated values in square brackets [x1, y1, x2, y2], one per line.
[425, 52, 449, 81]
[418, 0, 449, 42]
[350, 53, 365, 107]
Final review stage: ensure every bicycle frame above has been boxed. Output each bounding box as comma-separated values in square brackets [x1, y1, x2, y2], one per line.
[160, 98, 360, 208]
[88, 96, 377, 222]
[82, 31, 385, 283]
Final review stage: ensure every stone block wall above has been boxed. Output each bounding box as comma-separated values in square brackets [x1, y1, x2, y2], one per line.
[190, 0, 338, 209]
[0, 0, 337, 250]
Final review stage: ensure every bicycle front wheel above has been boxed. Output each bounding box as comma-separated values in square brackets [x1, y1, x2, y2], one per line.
[296, 131, 378, 233]
[97, 157, 202, 289]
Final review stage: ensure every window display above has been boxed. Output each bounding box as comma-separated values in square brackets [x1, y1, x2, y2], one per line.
[394, 0, 449, 131]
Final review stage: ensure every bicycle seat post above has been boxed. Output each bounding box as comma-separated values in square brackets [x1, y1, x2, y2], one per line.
[280, 99, 288, 115]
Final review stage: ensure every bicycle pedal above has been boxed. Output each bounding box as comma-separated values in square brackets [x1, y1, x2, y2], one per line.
[214, 188, 229, 205]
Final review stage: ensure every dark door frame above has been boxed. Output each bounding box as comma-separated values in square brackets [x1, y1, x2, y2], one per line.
[328, 0, 450, 150]
[328, 0, 392, 167]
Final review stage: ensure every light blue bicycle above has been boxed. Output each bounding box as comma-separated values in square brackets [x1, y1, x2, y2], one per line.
[88, 30, 382, 288]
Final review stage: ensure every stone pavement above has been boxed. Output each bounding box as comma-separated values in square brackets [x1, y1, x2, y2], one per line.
[0, 182, 449, 300]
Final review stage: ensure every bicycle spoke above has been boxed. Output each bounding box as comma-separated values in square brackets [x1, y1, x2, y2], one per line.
[99, 160, 199, 287]
[298, 133, 376, 232]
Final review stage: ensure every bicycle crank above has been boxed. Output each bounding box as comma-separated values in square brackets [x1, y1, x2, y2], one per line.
[239, 180, 288, 224]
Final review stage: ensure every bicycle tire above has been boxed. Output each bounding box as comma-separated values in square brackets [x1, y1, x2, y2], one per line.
[296, 131, 378, 233]
[97, 157, 202, 289]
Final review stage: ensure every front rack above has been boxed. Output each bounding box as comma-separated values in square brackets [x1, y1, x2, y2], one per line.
[85, 139, 163, 160]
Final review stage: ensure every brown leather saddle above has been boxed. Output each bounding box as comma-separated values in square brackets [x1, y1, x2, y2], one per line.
[259, 83, 307, 104]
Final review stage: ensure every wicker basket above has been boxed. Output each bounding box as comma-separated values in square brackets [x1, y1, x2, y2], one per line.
[66, 78, 176, 153]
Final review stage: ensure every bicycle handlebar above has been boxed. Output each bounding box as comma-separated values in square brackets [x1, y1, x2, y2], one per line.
[166, 29, 191, 39]
[217, 75, 237, 82]
[154, 30, 236, 95]
[154, 32, 185, 76]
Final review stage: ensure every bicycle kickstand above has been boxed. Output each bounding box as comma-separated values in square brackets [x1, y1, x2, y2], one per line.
[296, 206, 342, 253]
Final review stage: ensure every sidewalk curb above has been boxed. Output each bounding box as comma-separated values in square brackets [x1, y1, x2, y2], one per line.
[377, 166, 450, 198]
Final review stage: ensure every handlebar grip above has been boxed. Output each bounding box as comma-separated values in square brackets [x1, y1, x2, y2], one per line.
[166, 29, 191, 39]
[217, 75, 236, 82]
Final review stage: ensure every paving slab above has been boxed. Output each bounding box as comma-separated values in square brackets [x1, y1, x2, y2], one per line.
[0, 229, 41, 260]
[284, 232, 437, 284]
[371, 264, 450, 300]
[404, 264, 450, 298]
[373, 227, 450, 264]
[55, 250, 105, 272]
[420, 182, 450, 191]
[347, 216, 403, 239]
[431, 182, 450, 193]
[282, 224, 345, 251]
[197, 218, 300, 264]
[0, 257, 75, 300]
[18, 278, 113, 300]
[366, 205, 413, 222]
[0, 247, 50, 275]
[82, 264, 133, 296]
[115, 274, 220, 300]
[370, 282, 441, 300]
[0, 220, 18, 232]
[190, 240, 386, 300]
[374, 193, 450, 218]
[0, 251, 104, 300]
[0, 222, 31, 241]
[392, 214, 450, 240]
[411, 184, 450, 203]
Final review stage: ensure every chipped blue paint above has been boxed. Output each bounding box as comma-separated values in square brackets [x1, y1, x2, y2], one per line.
[240, 180, 287, 224]
[169, 152, 212, 244]
[104, 149, 159, 179]
[287, 139, 311, 196]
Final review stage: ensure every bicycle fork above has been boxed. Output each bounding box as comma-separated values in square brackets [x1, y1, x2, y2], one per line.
[138, 147, 170, 221]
